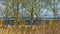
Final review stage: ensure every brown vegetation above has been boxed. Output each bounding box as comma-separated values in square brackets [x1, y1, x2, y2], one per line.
[0, 20, 60, 34]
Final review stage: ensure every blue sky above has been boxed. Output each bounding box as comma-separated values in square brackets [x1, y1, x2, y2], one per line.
[0, 0, 60, 18]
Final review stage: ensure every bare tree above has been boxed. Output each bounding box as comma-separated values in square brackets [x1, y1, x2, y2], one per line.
[4, 0, 10, 29]
[12, 0, 20, 29]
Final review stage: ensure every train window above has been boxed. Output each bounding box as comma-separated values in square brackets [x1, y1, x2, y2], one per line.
[9, 20, 14, 26]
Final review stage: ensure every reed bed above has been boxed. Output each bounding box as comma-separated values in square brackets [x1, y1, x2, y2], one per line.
[0, 23, 60, 34]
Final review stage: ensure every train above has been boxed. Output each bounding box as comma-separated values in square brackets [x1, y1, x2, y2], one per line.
[0, 17, 60, 26]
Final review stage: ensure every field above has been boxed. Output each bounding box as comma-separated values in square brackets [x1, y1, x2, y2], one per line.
[0, 23, 60, 34]
[0, 20, 60, 34]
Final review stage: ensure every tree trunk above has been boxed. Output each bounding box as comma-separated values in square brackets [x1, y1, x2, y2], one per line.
[5, 19, 9, 29]
[20, 19, 25, 28]
[30, 7, 34, 28]
[36, 14, 39, 29]
[14, 0, 19, 29]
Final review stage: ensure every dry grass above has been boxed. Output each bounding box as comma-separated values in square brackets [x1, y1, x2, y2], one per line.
[0, 22, 60, 34]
